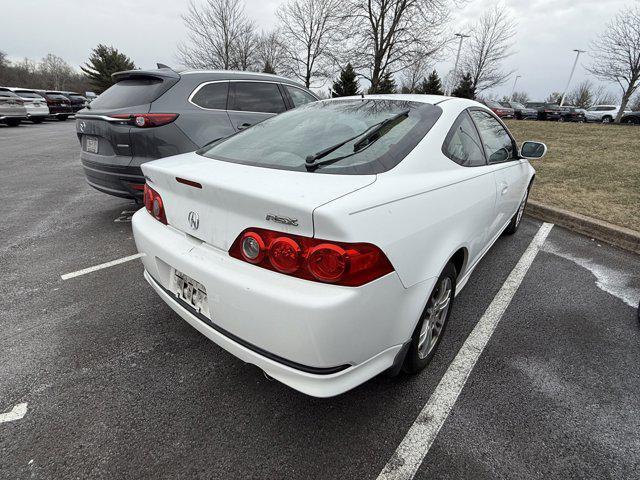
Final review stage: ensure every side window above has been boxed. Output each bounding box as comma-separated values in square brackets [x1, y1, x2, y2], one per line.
[470, 110, 516, 163]
[230, 82, 286, 113]
[190, 82, 228, 110]
[442, 111, 486, 167]
[284, 85, 316, 108]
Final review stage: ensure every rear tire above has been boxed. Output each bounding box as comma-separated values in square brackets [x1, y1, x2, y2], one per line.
[57, 115, 68, 121]
[602, 115, 613, 123]
[403, 263, 457, 374]
[5, 118, 21, 127]
[504, 188, 529, 235]
[32, 117, 44, 124]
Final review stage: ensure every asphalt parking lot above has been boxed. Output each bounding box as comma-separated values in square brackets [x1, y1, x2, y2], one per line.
[1, 121, 640, 479]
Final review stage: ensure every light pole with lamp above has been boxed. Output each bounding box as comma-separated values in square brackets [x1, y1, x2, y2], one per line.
[510, 75, 522, 100]
[448, 33, 470, 95]
[559, 49, 586, 106]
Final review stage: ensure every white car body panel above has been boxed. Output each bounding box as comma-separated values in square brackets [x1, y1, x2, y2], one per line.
[132, 94, 536, 397]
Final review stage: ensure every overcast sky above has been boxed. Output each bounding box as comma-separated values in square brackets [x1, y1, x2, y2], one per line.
[2, 0, 638, 99]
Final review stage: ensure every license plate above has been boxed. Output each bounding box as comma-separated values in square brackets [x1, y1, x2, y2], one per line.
[170, 269, 210, 317]
[85, 136, 98, 154]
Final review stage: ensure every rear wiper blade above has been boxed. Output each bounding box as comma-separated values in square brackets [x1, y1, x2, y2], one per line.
[305, 109, 411, 167]
[305, 109, 410, 171]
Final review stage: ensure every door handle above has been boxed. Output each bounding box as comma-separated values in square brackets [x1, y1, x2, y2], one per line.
[500, 183, 509, 195]
[237, 123, 251, 130]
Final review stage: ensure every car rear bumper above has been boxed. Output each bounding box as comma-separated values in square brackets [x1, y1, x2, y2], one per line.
[132, 209, 433, 397]
[81, 155, 145, 199]
[0, 114, 27, 120]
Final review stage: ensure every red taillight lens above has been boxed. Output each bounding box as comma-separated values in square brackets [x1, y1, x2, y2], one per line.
[110, 113, 178, 128]
[229, 228, 394, 286]
[143, 184, 167, 224]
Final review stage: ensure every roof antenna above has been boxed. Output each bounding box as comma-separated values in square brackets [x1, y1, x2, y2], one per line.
[157, 63, 171, 70]
[360, 92, 365, 100]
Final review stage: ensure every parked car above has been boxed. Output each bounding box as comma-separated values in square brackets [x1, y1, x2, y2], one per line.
[75, 68, 318, 200]
[35, 90, 73, 121]
[0, 87, 28, 126]
[525, 102, 562, 121]
[131, 95, 547, 397]
[482, 99, 514, 118]
[621, 111, 640, 124]
[8, 88, 50, 123]
[62, 91, 88, 113]
[500, 101, 537, 120]
[584, 105, 629, 123]
[558, 105, 586, 122]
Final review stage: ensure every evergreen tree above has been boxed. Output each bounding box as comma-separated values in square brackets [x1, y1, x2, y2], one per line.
[419, 70, 444, 95]
[81, 44, 135, 93]
[451, 72, 475, 99]
[369, 71, 396, 94]
[331, 63, 360, 97]
[262, 60, 276, 74]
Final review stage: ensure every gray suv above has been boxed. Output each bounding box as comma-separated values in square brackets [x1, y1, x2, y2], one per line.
[75, 68, 318, 200]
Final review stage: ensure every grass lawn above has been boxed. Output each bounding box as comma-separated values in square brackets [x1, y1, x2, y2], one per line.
[505, 120, 640, 232]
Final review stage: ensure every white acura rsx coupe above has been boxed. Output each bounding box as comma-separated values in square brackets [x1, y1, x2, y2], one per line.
[132, 94, 546, 397]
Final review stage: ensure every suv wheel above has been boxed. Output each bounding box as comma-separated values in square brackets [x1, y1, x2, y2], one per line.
[602, 115, 613, 123]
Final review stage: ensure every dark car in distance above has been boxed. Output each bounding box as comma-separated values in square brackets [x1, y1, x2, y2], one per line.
[500, 101, 537, 120]
[621, 111, 640, 124]
[36, 90, 73, 121]
[525, 102, 562, 121]
[482, 99, 514, 119]
[558, 106, 586, 122]
[75, 67, 318, 200]
[62, 91, 88, 113]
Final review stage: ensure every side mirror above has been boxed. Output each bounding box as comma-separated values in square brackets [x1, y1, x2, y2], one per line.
[520, 141, 547, 159]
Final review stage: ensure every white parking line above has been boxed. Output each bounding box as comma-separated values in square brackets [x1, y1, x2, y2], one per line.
[61, 253, 145, 280]
[0, 402, 28, 424]
[377, 222, 554, 480]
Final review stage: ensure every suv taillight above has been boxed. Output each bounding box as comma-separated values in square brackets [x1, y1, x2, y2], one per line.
[111, 113, 178, 128]
[143, 184, 167, 224]
[229, 227, 394, 286]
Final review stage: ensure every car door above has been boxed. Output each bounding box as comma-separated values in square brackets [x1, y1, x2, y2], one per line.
[469, 109, 529, 239]
[227, 81, 287, 131]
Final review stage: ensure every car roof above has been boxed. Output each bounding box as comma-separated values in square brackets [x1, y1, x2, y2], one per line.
[179, 69, 310, 89]
[330, 93, 453, 104]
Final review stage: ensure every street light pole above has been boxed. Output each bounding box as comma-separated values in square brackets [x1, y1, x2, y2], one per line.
[510, 75, 522, 100]
[560, 49, 586, 106]
[449, 33, 470, 95]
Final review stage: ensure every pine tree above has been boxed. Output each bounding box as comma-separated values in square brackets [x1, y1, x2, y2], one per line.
[262, 61, 276, 74]
[451, 72, 475, 99]
[370, 71, 396, 94]
[80, 45, 135, 93]
[331, 63, 360, 97]
[419, 70, 444, 95]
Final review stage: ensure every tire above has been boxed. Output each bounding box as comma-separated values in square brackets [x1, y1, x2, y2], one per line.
[57, 115, 68, 121]
[403, 263, 457, 374]
[503, 187, 529, 235]
[558, 116, 565, 122]
[602, 116, 613, 123]
[5, 118, 21, 127]
[31, 117, 44, 124]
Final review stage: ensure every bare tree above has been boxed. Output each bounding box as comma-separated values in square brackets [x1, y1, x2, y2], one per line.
[177, 0, 255, 70]
[566, 80, 594, 108]
[461, 5, 516, 93]
[587, 6, 640, 122]
[40, 54, 74, 90]
[255, 30, 288, 74]
[231, 22, 258, 71]
[400, 56, 429, 93]
[510, 91, 529, 104]
[347, 0, 451, 92]
[277, 0, 344, 88]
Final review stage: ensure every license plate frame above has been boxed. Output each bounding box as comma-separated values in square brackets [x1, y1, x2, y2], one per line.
[170, 269, 210, 318]
[85, 136, 99, 154]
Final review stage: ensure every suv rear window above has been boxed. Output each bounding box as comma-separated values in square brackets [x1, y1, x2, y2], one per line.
[90, 78, 171, 109]
[199, 99, 442, 175]
[229, 82, 286, 113]
[14, 91, 43, 99]
[284, 85, 316, 107]
[190, 82, 228, 110]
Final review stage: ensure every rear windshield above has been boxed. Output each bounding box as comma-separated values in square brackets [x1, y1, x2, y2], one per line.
[198, 99, 442, 175]
[90, 77, 171, 109]
[484, 100, 502, 108]
[48, 94, 69, 101]
[0, 89, 17, 97]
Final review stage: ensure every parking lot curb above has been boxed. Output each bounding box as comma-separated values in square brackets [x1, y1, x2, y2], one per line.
[525, 200, 640, 254]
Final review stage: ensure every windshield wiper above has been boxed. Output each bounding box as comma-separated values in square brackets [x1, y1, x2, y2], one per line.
[305, 109, 411, 171]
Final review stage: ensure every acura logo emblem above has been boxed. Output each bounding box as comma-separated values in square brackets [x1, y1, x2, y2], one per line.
[79, 121, 86, 132]
[188, 211, 199, 230]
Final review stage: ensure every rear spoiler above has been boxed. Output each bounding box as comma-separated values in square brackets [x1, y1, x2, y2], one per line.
[111, 68, 180, 83]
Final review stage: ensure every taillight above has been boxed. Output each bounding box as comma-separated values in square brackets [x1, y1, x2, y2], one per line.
[143, 184, 167, 224]
[229, 227, 394, 286]
[110, 113, 178, 128]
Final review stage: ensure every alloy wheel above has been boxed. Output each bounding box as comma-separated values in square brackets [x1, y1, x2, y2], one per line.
[418, 277, 452, 359]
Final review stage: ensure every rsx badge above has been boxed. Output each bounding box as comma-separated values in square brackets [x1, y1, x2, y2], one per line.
[265, 214, 298, 226]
